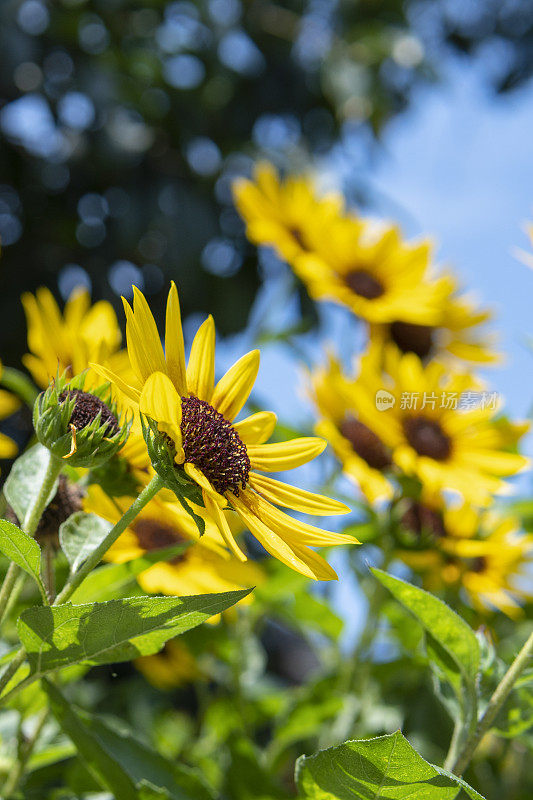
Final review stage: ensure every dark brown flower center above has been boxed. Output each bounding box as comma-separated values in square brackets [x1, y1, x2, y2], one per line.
[399, 500, 446, 540]
[340, 416, 391, 470]
[390, 321, 434, 359]
[6, 475, 84, 545]
[468, 556, 487, 573]
[345, 269, 384, 300]
[59, 389, 119, 436]
[133, 519, 187, 565]
[403, 416, 451, 461]
[180, 395, 250, 495]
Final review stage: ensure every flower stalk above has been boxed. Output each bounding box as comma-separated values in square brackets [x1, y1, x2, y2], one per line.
[449, 629, 533, 776]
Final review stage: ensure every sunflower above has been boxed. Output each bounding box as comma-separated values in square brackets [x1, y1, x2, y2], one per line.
[399, 502, 533, 617]
[291, 214, 448, 325]
[0, 360, 20, 459]
[93, 283, 354, 580]
[310, 352, 393, 504]
[356, 347, 528, 505]
[84, 484, 264, 599]
[232, 161, 344, 263]
[369, 273, 500, 365]
[22, 286, 122, 388]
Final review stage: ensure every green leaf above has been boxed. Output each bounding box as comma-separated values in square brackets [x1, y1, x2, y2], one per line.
[43, 680, 215, 800]
[18, 590, 252, 675]
[4, 443, 59, 526]
[59, 512, 113, 573]
[371, 569, 480, 689]
[69, 543, 190, 603]
[295, 731, 485, 800]
[0, 519, 42, 582]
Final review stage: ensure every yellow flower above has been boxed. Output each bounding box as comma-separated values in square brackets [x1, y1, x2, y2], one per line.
[84, 484, 264, 601]
[399, 502, 533, 616]
[93, 283, 354, 580]
[292, 215, 447, 325]
[135, 640, 200, 690]
[356, 347, 528, 505]
[233, 161, 344, 263]
[369, 273, 500, 365]
[0, 360, 20, 459]
[310, 352, 393, 504]
[22, 286, 122, 388]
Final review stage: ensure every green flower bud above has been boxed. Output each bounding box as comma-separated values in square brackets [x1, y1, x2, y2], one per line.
[33, 372, 130, 468]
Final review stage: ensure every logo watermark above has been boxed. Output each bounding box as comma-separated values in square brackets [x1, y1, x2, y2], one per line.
[375, 390, 500, 411]
[375, 390, 396, 410]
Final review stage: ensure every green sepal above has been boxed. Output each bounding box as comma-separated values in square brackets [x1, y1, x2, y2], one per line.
[33, 371, 130, 469]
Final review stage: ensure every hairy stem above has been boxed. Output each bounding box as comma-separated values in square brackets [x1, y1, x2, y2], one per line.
[451, 630, 533, 776]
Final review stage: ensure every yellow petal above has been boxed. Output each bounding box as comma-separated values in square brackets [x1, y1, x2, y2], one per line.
[234, 411, 277, 445]
[0, 432, 17, 458]
[0, 390, 21, 418]
[249, 472, 350, 516]
[247, 491, 356, 546]
[186, 316, 215, 401]
[203, 490, 247, 562]
[139, 371, 182, 451]
[211, 350, 260, 421]
[247, 437, 326, 472]
[231, 493, 337, 580]
[184, 463, 226, 506]
[165, 282, 187, 395]
[132, 286, 167, 372]
[90, 363, 141, 403]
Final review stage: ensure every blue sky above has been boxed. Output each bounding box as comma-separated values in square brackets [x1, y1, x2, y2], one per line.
[369, 58, 533, 425]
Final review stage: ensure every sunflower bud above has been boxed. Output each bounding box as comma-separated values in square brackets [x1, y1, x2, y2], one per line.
[33, 372, 130, 468]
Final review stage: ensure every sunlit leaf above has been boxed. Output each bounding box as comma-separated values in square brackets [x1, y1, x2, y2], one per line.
[296, 731, 485, 799]
[18, 590, 252, 675]
[0, 519, 42, 584]
[371, 569, 480, 689]
[4, 444, 59, 526]
[59, 511, 113, 574]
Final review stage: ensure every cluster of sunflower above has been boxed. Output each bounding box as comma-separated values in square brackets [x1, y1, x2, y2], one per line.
[234, 162, 533, 617]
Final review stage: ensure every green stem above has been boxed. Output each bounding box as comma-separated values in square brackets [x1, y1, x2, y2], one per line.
[0, 367, 38, 408]
[54, 473, 163, 604]
[43, 542, 56, 603]
[443, 714, 467, 772]
[450, 630, 533, 776]
[0, 563, 21, 627]
[0, 455, 61, 625]
[3, 706, 48, 797]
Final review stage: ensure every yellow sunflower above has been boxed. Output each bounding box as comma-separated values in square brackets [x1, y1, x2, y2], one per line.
[369, 273, 500, 365]
[0, 360, 20, 459]
[356, 347, 528, 505]
[93, 283, 354, 580]
[310, 352, 393, 504]
[399, 503, 533, 617]
[232, 161, 344, 263]
[291, 214, 448, 325]
[22, 286, 122, 388]
[84, 484, 264, 599]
